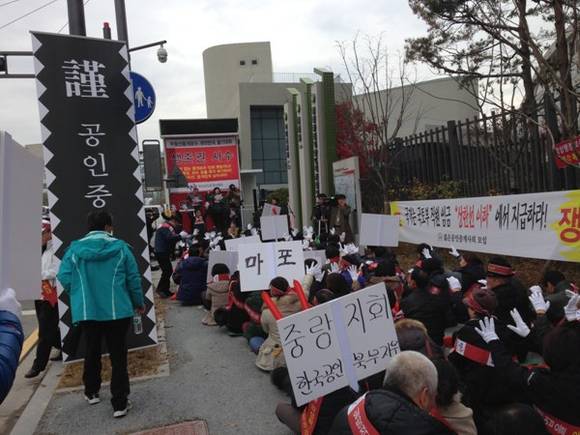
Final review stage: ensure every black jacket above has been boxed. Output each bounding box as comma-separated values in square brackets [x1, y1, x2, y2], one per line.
[154, 224, 181, 254]
[330, 388, 454, 435]
[492, 280, 535, 327]
[448, 319, 527, 423]
[174, 256, 208, 304]
[400, 286, 449, 346]
[488, 339, 580, 426]
[456, 262, 485, 292]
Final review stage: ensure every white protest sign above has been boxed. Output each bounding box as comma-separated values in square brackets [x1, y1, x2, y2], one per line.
[238, 241, 304, 291]
[206, 251, 238, 281]
[303, 250, 327, 267]
[359, 213, 400, 247]
[260, 215, 289, 241]
[225, 235, 261, 252]
[278, 282, 400, 406]
[0, 132, 43, 301]
[262, 203, 282, 216]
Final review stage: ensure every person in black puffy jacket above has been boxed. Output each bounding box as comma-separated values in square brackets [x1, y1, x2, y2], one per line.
[174, 244, 208, 306]
[400, 268, 449, 346]
[330, 351, 454, 435]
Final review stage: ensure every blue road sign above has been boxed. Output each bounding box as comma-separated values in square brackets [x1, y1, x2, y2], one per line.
[131, 72, 156, 124]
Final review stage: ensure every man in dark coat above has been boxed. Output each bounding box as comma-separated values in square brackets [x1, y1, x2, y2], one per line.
[486, 257, 535, 326]
[175, 244, 208, 306]
[154, 212, 183, 298]
[330, 351, 453, 435]
[541, 270, 577, 324]
[400, 267, 450, 346]
[329, 194, 353, 244]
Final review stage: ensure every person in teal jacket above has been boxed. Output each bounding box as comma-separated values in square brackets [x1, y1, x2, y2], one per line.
[57, 210, 144, 418]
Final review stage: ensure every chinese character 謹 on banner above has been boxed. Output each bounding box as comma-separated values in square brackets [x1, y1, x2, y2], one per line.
[31, 31, 157, 362]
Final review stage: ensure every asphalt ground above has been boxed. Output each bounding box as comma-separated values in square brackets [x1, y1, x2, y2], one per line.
[35, 300, 295, 435]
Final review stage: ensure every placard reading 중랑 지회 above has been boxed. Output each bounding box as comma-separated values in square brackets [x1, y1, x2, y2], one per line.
[238, 241, 304, 291]
[359, 214, 400, 247]
[278, 282, 400, 406]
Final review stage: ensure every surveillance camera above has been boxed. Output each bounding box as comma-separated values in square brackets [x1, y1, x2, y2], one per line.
[157, 45, 167, 63]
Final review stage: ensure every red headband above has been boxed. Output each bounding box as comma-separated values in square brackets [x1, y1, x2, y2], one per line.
[487, 264, 514, 277]
[463, 292, 492, 317]
[270, 286, 288, 298]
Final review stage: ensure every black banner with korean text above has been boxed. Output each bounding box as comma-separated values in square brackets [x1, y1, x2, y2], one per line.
[31, 32, 157, 361]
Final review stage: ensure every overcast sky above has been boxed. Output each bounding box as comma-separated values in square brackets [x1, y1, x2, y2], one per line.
[0, 0, 436, 145]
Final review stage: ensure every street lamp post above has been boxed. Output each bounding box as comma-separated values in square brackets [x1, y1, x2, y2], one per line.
[67, 0, 86, 36]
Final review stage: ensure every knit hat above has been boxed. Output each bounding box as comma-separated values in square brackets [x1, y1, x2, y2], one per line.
[463, 288, 498, 316]
[487, 257, 515, 277]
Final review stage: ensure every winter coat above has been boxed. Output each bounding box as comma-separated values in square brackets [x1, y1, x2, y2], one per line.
[313, 387, 362, 435]
[330, 388, 455, 435]
[201, 279, 229, 325]
[456, 262, 485, 292]
[400, 286, 449, 346]
[448, 318, 527, 424]
[154, 223, 180, 254]
[438, 394, 477, 435]
[175, 256, 208, 305]
[255, 293, 302, 371]
[488, 338, 580, 428]
[329, 205, 353, 244]
[57, 231, 144, 323]
[0, 310, 23, 404]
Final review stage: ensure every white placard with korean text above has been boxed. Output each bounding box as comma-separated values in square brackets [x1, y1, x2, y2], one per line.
[238, 241, 305, 291]
[262, 203, 282, 216]
[303, 250, 327, 267]
[260, 215, 289, 241]
[206, 251, 238, 281]
[225, 235, 261, 252]
[392, 190, 580, 263]
[278, 282, 400, 406]
[359, 214, 400, 247]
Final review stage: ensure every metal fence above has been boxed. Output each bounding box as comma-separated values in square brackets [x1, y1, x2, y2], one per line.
[388, 111, 579, 196]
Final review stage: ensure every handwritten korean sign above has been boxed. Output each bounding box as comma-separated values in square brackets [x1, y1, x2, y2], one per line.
[260, 215, 289, 241]
[278, 283, 400, 406]
[224, 235, 261, 252]
[392, 190, 580, 263]
[238, 241, 304, 291]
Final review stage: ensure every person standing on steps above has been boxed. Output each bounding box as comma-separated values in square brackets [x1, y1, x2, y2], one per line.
[57, 210, 145, 418]
[154, 210, 183, 298]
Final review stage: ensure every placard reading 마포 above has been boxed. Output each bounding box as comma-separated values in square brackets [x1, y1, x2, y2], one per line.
[238, 241, 304, 291]
[278, 282, 400, 406]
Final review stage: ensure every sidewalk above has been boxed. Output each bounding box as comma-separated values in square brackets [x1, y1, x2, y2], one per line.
[35, 300, 293, 435]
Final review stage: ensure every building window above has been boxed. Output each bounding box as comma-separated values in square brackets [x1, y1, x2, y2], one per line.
[251, 59, 258, 65]
[251, 106, 288, 185]
[239, 60, 246, 66]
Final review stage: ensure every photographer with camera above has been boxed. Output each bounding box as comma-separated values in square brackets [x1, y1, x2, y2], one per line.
[312, 193, 331, 236]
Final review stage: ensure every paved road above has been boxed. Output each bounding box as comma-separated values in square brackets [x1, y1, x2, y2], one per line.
[36, 301, 295, 435]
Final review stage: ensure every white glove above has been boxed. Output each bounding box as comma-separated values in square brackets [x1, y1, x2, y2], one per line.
[179, 231, 189, 239]
[507, 308, 530, 338]
[0, 288, 22, 322]
[347, 265, 359, 282]
[291, 229, 299, 238]
[449, 246, 460, 258]
[305, 263, 323, 281]
[302, 240, 310, 250]
[250, 228, 259, 236]
[329, 228, 336, 235]
[529, 285, 543, 295]
[283, 233, 292, 241]
[446, 276, 462, 293]
[329, 262, 340, 274]
[478, 279, 488, 289]
[422, 248, 432, 259]
[564, 292, 580, 322]
[247, 224, 253, 230]
[192, 228, 199, 236]
[529, 291, 550, 314]
[474, 317, 499, 343]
